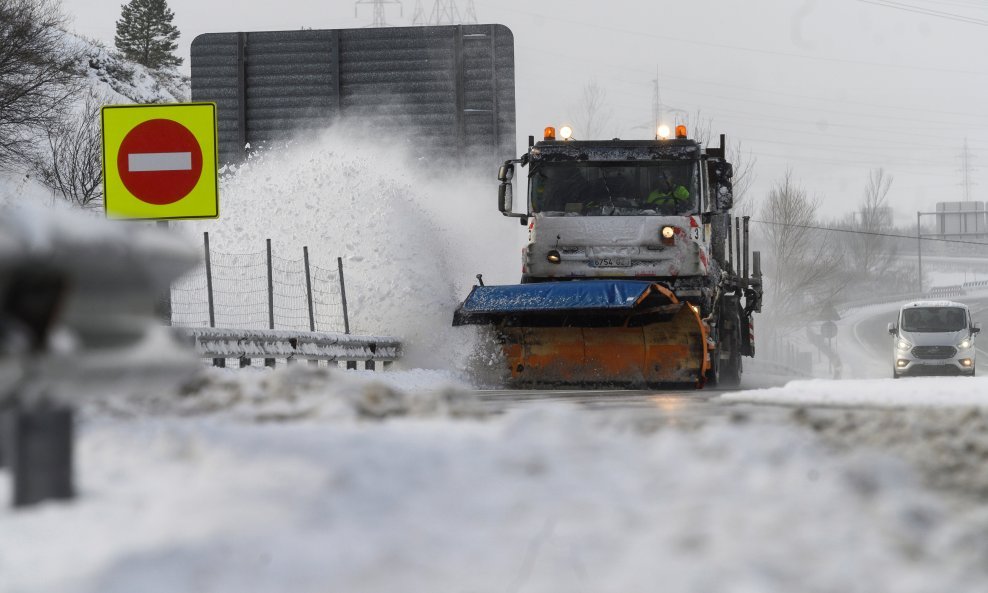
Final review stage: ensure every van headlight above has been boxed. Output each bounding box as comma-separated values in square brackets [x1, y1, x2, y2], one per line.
[958, 338, 972, 349]
[896, 339, 912, 351]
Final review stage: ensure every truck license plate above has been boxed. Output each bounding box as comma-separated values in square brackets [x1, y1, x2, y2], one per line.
[592, 257, 631, 267]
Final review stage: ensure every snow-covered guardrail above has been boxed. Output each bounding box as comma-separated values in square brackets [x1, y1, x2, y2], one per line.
[838, 282, 988, 315]
[926, 285, 966, 298]
[177, 327, 402, 370]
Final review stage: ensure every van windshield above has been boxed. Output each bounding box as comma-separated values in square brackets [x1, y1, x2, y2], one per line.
[901, 307, 967, 332]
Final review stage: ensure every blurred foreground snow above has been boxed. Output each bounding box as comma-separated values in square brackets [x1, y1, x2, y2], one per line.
[3, 367, 988, 592]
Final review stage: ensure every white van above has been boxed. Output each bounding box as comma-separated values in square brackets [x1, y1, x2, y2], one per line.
[888, 300, 980, 378]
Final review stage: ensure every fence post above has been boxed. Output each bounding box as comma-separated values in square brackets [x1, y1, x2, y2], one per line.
[204, 232, 216, 328]
[156, 221, 172, 325]
[304, 246, 315, 332]
[203, 233, 225, 368]
[265, 239, 275, 368]
[338, 256, 350, 335]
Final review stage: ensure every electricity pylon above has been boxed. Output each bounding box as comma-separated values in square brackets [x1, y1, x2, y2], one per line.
[355, 0, 403, 27]
[412, 0, 477, 25]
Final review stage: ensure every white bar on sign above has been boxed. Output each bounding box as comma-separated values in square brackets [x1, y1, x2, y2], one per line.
[128, 152, 192, 172]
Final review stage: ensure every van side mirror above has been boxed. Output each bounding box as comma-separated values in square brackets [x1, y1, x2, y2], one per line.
[973, 322, 981, 335]
[887, 322, 897, 335]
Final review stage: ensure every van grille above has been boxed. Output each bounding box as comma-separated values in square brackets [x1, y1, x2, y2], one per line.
[912, 345, 957, 359]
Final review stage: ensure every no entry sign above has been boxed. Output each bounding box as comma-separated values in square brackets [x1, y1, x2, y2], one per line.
[102, 103, 218, 220]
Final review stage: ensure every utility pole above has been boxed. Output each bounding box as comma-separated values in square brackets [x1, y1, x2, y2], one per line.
[412, 0, 477, 25]
[355, 0, 402, 27]
[961, 137, 975, 202]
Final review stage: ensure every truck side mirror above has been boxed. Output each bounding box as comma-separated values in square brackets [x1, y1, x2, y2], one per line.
[498, 182, 513, 214]
[708, 160, 733, 211]
[497, 163, 515, 183]
[887, 322, 897, 335]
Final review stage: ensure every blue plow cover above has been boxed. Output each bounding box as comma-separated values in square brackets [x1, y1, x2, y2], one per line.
[460, 280, 657, 314]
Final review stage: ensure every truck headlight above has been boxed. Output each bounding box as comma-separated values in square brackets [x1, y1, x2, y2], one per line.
[958, 338, 972, 349]
[896, 339, 911, 351]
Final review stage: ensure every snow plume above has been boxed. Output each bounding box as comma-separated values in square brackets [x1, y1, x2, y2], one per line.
[182, 122, 524, 375]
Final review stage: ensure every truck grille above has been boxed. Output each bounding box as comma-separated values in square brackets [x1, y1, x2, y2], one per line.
[911, 345, 957, 359]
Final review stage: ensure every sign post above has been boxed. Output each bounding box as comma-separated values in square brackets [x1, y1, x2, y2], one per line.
[102, 103, 219, 221]
[102, 103, 219, 324]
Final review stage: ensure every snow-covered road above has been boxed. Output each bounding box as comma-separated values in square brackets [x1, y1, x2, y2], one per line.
[4, 366, 988, 593]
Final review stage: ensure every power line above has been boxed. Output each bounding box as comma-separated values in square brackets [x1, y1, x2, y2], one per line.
[858, 0, 988, 26]
[751, 219, 988, 247]
[522, 43, 988, 124]
[483, 4, 988, 77]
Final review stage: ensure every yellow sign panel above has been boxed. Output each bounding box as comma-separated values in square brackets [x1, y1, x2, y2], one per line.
[102, 103, 219, 220]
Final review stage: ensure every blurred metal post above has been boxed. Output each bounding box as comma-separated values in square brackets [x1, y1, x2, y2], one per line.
[338, 256, 350, 335]
[304, 246, 315, 332]
[265, 239, 275, 367]
[3, 407, 74, 507]
[156, 221, 172, 325]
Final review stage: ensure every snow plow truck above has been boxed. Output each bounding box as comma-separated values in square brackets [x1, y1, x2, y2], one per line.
[453, 125, 763, 388]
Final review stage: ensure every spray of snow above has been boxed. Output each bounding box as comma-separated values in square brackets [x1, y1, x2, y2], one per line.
[179, 123, 524, 374]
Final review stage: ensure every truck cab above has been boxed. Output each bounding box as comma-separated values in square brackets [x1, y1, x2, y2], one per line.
[497, 127, 736, 315]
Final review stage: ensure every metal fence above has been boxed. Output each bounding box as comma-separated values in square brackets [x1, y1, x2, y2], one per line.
[171, 232, 350, 333]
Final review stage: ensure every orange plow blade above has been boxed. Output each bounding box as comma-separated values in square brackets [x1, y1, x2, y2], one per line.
[453, 280, 709, 388]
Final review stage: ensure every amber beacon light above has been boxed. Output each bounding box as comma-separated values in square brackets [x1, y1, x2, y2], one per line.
[544, 126, 556, 141]
[675, 125, 688, 139]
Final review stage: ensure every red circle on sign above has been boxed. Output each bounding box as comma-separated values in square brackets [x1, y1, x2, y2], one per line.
[117, 119, 203, 205]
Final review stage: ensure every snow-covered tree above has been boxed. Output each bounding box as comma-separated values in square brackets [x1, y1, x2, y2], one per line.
[114, 0, 182, 69]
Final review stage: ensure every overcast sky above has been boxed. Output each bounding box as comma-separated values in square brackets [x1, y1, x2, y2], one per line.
[63, 0, 988, 224]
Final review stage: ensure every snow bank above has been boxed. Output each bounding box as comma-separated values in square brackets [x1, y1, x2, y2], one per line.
[724, 376, 988, 408]
[179, 122, 525, 374]
[4, 368, 988, 592]
[91, 365, 484, 422]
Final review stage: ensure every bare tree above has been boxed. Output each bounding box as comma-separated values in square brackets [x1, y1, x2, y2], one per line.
[760, 169, 846, 326]
[32, 90, 105, 208]
[845, 168, 895, 281]
[727, 139, 757, 216]
[0, 0, 82, 169]
[569, 79, 612, 139]
[690, 111, 757, 215]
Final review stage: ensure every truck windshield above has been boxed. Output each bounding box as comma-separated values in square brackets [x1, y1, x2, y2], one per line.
[901, 307, 968, 332]
[530, 161, 698, 216]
